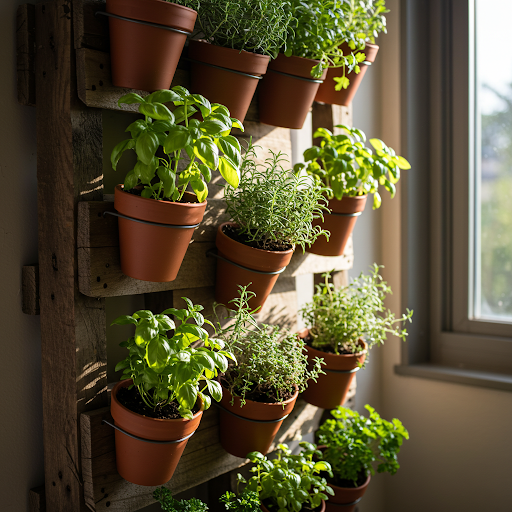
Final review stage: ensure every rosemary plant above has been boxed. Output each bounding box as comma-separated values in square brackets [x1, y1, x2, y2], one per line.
[224, 141, 329, 252]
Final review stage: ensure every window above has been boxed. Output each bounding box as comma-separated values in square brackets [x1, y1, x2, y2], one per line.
[396, 0, 512, 388]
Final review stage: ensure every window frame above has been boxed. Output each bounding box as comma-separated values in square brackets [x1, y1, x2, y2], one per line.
[395, 0, 512, 388]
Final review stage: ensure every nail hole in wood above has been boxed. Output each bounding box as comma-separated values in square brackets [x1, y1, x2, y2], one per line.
[96, 276, 101, 282]
[92, 85, 96, 91]
[105, 263, 110, 268]
[58, 471, 62, 479]
[101, 488, 105, 493]
[51, 293, 55, 300]
[66, 485, 71, 492]
[43, 71, 46, 78]
[52, 481, 56, 486]
[106, 502, 111, 507]
[103, 283, 107, 289]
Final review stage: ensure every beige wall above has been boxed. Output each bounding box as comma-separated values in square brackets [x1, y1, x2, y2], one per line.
[0, 1, 44, 511]
[356, 1, 512, 511]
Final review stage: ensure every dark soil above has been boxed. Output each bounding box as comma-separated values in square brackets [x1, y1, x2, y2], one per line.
[124, 186, 196, 204]
[302, 333, 362, 356]
[221, 372, 294, 404]
[222, 224, 293, 252]
[328, 472, 368, 489]
[116, 385, 200, 420]
[262, 498, 323, 512]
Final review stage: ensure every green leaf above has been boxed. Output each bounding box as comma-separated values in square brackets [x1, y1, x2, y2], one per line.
[178, 323, 208, 341]
[211, 103, 230, 116]
[194, 352, 216, 373]
[145, 89, 182, 104]
[125, 120, 147, 138]
[118, 93, 144, 106]
[230, 118, 244, 131]
[373, 191, 382, 209]
[134, 158, 157, 184]
[193, 139, 219, 170]
[369, 138, 385, 152]
[146, 337, 171, 371]
[198, 164, 212, 183]
[218, 156, 240, 188]
[124, 170, 138, 190]
[200, 119, 229, 136]
[177, 383, 198, 410]
[150, 120, 174, 133]
[115, 359, 129, 372]
[173, 105, 197, 124]
[156, 315, 175, 331]
[210, 351, 228, 373]
[394, 155, 411, 170]
[199, 391, 211, 410]
[161, 308, 186, 321]
[190, 178, 208, 203]
[111, 139, 135, 170]
[190, 94, 212, 118]
[303, 146, 321, 162]
[218, 136, 241, 167]
[136, 131, 160, 165]
[163, 125, 191, 154]
[111, 315, 137, 326]
[135, 320, 158, 346]
[171, 85, 190, 99]
[139, 102, 174, 122]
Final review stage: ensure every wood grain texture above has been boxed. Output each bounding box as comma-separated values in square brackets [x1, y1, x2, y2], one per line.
[29, 486, 46, 512]
[22, 265, 40, 315]
[36, 1, 107, 509]
[73, 0, 109, 52]
[312, 102, 352, 141]
[81, 398, 321, 511]
[16, 3, 36, 106]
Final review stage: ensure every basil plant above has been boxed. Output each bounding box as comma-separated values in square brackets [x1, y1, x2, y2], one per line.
[294, 125, 411, 209]
[111, 86, 243, 203]
[113, 298, 236, 419]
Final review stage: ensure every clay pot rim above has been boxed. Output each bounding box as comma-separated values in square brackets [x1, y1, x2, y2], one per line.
[298, 328, 368, 358]
[269, 53, 328, 80]
[218, 222, 294, 256]
[115, 184, 206, 209]
[222, 381, 299, 408]
[112, 379, 203, 426]
[189, 39, 271, 63]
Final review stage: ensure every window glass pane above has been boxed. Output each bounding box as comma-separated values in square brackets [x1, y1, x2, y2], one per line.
[474, 0, 512, 321]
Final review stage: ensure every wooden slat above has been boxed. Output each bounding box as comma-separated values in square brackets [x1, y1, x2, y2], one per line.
[22, 265, 40, 315]
[29, 486, 46, 512]
[16, 3, 36, 106]
[73, 0, 109, 52]
[36, 1, 108, 509]
[81, 398, 322, 511]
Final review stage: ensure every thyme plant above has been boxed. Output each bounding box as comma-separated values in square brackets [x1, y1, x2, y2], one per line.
[220, 490, 261, 512]
[300, 265, 413, 358]
[294, 125, 411, 209]
[317, 405, 409, 487]
[182, 0, 292, 57]
[224, 142, 329, 252]
[216, 286, 325, 406]
[154, 488, 209, 512]
[240, 443, 334, 512]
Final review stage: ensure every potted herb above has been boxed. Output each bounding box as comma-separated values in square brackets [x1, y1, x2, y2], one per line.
[316, 0, 390, 106]
[153, 487, 260, 512]
[239, 443, 334, 512]
[294, 125, 411, 256]
[316, 405, 409, 511]
[216, 141, 329, 309]
[299, 266, 413, 409]
[258, 0, 361, 129]
[110, 299, 236, 486]
[111, 86, 242, 282]
[184, 0, 292, 122]
[214, 286, 325, 458]
[104, 0, 197, 91]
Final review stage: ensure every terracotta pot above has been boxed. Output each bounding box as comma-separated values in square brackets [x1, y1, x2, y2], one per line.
[258, 54, 328, 129]
[188, 40, 270, 123]
[261, 499, 326, 512]
[325, 474, 371, 512]
[110, 380, 203, 486]
[299, 329, 367, 410]
[315, 43, 379, 106]
[307, 196, 367, 257]
[106, 0, 197, 91]
[219, 386, 299, 458]
[214, 222, 294, 310]
[114, 185, 206, 282]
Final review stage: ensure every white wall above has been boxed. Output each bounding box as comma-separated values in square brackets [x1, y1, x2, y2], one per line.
[0, 2, 44, 511]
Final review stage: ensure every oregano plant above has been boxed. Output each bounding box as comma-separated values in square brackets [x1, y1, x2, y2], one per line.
[300, 265, 413, 359]
[113, 298, 236, 419]
[111, 86, 243, 203]
[317, 405, 409, 487]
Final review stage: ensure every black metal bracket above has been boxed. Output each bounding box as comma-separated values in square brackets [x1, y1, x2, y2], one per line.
[102, 419, 196, 444]
[323, 366, 361, 374]
[214, 401, 289, 424]
[206, 248, 287, 275]
[95, 11, 192, 35]
[327, 497, 363, 507]
[267, 68, 324, 84]
[329, 211, 363, 217]
[103, 210, 200, 229]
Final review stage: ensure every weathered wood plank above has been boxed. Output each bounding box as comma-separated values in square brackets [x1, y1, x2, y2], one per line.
[22, 265, 40, 315]
[73, 0, 109, 52]
[29, 485, 46, 512]
[81, 398, 321, 511]
[36, 1, 108, 509]
[16, 3, 36, 106]
[312, 102, 352, 141]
